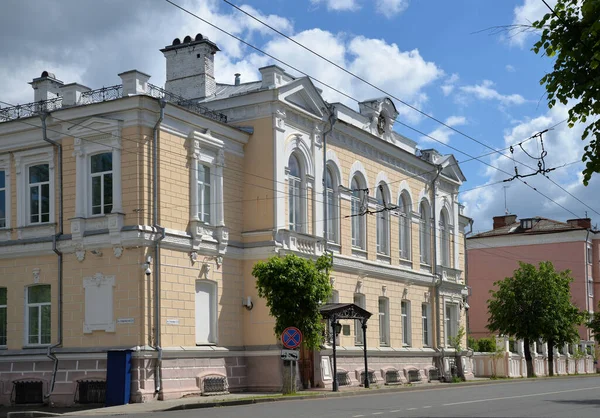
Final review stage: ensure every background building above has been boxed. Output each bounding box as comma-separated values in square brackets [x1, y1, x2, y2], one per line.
[0, 34, 470, 406]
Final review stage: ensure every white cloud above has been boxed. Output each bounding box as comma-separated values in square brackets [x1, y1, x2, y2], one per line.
[420, 115, 467, 145]
[505, 64, 516, 72]
[459, 80, 527, 106]
[460, 103, 599, 233]
[310, 0, 360, 11]
[441, 73, 459, 96]
[375, 0, 410, 18]
[509, 0, 557, 47]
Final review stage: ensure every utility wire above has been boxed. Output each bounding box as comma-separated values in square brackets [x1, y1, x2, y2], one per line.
[221, 0, 595, 216]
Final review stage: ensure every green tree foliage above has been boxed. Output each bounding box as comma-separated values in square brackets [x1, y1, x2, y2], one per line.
[587, 302, 600, 341]
[253, 253, 333, 349]
[487, 262, 582, 377]
[532, 0, 600, 185]
[448, 326, 466, 381]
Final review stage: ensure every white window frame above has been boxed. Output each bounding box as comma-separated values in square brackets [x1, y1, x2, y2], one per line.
[325, 166, 339, 243]
[398, 193, 411, 261]
[0, 287, 6, 347]
[196, 162, 212, 224]
[0, 155, 9, 231]
[89, 152, 114, 216]
[14, 148, 55, 227]
[376, 185, 389, 255]
[422, 303, 431, 347]
[195, 280, 218, 345]
[419, 202, 431, 265]
[351, 177, 366, 249]
[25, 284, 51, 347]
[287, 153, 304, 232]
[401, 300, 411, 347]
[445, 302, 459, 347]
[379, 297, 390, 346]
[28, 163, 51, 224]
[354, 293, 366, 345]
[440, 210, 450, 267]
[189, 132, 225, 228]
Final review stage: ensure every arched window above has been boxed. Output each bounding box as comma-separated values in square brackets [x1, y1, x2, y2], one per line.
[398, 192, 411, 261]
[351, 175, 366, 249]
[419, 201, 431, 265]
[288, 154, 303, 232]
[376, 184, 389, 255]
[325, 166, 339, 243]
[440, 209, 450, 267]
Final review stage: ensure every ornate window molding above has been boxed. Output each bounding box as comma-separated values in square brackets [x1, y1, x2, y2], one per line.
[83, 273, 116, 333]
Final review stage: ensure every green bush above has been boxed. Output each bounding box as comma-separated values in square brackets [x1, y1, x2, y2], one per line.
[477, 337, 497, 353]
[467, 336, 478, 351]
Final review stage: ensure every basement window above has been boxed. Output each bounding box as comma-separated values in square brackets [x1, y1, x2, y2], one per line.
[76, 380, 106, 404]
[13, 381, 43, 405]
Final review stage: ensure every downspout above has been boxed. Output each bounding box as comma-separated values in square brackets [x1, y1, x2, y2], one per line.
[152, 99, 167, 394]
[431, 165, 443, 371]
[41, 112, 63, 400]
[585, 229, 590, 316]
[464, 218, 474, 337]
[322, 106, 337, 255]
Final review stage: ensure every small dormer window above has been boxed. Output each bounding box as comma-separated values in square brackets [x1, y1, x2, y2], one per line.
[377, 113, 386, 135]
[521, 219, 533, 229]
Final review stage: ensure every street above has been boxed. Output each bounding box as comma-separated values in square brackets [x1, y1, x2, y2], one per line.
[70, 376, 600, 418]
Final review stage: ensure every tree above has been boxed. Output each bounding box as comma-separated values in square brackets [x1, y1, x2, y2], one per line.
[587, 302, 600, 341]
[532, 0, 600, 185]
[253, 253, 333, 349]
[536, 262, 584, 376]
[448, 326, 466, 381]
[487, 262, 582, 377]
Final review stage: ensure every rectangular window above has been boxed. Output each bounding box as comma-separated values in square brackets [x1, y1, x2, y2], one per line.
[28, 164, 50, 224]
[399, 214, 410, 260]
[326, 187, 337, 242]
[197, 163, 211, 224]
[446, 303, 459, 346]
[401, 301, 411, 346]
[0, 288, 6, 346]
[0, 170, 6, 228]
[27, 285, 51, 345]
[354, 294, 365, 345]
[90, 153, 113, 215]
[587, 246, 593, 265]
[422, 303, 430, 347]
[379, 297, 390, 346]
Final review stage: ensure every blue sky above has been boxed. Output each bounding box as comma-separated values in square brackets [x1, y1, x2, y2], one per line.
[1, 0, 596, 231]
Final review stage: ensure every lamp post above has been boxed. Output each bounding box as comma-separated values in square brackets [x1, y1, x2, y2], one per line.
[362, 321, 369, 388]
[331, 317, 342, 392]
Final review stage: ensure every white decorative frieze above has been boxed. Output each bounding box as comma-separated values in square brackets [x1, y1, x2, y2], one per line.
[32, 268, 40, 284]
[113, 246, 123, 258]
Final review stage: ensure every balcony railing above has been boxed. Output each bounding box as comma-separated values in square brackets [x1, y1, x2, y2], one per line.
[278, 229, 324, 256]
[0, 84, 227, 124]
[437, 265, 463, 283]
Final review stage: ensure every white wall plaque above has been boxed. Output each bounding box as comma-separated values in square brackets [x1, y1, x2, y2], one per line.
[83, 273, 115, 333]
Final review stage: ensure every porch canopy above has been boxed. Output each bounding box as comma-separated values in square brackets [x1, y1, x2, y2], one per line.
[319, 303, 372, 389]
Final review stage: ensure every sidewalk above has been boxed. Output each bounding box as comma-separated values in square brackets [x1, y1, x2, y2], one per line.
[5, 375, 596, 418]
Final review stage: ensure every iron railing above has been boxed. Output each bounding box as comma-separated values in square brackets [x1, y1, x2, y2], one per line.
[0, 83, 227, 124]
[147, 84, 227, 123]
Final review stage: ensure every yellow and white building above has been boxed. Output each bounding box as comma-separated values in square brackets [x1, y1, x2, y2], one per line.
[0, 34, 470, 405]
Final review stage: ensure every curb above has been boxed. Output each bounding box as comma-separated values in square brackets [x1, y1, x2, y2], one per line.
[7, 413, 63, 418]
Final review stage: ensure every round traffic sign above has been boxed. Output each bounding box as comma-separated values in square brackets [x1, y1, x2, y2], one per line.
[281, 327, 302, 349]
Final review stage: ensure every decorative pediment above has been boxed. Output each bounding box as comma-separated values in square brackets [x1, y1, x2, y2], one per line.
[279, 78, 326, 118]
[67, 116, 122, 140]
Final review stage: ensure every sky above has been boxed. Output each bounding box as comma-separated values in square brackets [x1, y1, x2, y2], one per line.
[0, 0, 597, 232]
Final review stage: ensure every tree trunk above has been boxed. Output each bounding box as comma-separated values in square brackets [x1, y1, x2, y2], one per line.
[455, 353, 464, 381]
[524, 338, 535, 378]
[282, 360, 297, 394]
[547, 339, 554, 377]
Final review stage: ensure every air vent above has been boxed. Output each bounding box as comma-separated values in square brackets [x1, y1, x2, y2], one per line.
[407, 369, 421, 383]
[385, 370, 401, 385]
[76, 380, 106, 404]
[337, 371, 351, 386]
[428, 368, 440, 381]
[202, 376, 229, 396]
[13, 381, 43, 405]
[359, 371, 377, 385]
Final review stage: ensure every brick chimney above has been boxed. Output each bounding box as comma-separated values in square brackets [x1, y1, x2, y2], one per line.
[29, 71, 63, 102]
[493, 214, 517, 229]
[567, 218, 591, 229]
[161, 34, 219, 100]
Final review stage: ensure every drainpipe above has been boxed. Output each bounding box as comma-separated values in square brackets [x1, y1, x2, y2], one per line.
[40, 112, 63, 400]
[152, 99, 167, 394]
[585, 229, 590, 316]
[322, 106, 337, 254]
[431, 165, 443, 372]
[464, 218, 474, 337]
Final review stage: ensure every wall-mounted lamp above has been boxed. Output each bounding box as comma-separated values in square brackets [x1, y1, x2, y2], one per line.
[242, 296, 254, 311]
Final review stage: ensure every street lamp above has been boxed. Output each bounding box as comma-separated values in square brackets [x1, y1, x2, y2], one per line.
[331, 318, 342, 392]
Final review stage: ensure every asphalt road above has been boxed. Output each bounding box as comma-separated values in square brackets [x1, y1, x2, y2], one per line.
[71, 376, 600, 418]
